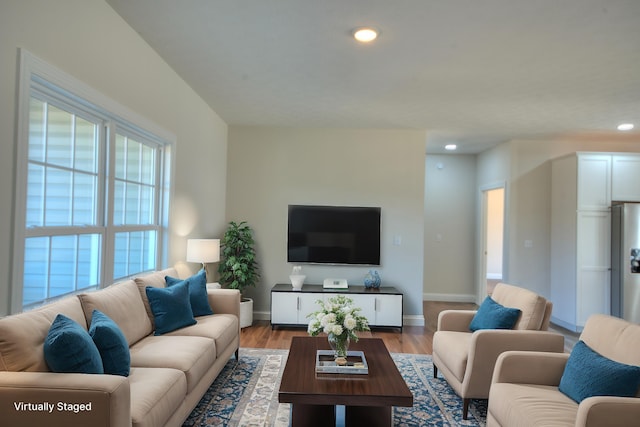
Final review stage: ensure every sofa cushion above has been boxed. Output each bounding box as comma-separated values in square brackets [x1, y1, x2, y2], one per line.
[489, 383, 578, 426]
[559, 340, 640, 403]
[165, 269, 213, 317]
[165, 313, 238, 358]
[79, 280, 153, 346]
[129, 335, 216, 393]
[0, 296, 87, 372]
[89, 310, 131, 377]
[145, 281, 197, 335]
[432, 331, 472, 382]
[134, 268, 178, 327]
[469, 296, 521, 331]
[44, 314, 104, 374]
[128, 367, 187, 427]
[492, 283, 547, 330]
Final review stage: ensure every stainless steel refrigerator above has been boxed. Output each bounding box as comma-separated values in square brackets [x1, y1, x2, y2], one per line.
[611, 202, 640, 324]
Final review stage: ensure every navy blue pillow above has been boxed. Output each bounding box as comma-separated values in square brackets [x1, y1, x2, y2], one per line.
[559, 340, 640, 403]
[89, 310, 130, 377]
[165, 269, 213, 317]
[44, 314, 104, 374]
[146, 280, 197, 335]
[469, 296, 521, 332]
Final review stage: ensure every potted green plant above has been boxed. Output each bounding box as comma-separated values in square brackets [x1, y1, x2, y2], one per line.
[218, 221, 260, 328]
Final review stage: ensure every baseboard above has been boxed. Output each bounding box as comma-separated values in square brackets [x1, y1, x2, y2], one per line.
[253, 311, 271, 321]
[550, 316, 583, 333]
[403, 315, 425, 326]
[423, 293, 477, 303]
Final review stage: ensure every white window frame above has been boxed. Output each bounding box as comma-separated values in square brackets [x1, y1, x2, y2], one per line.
[12, 49, 175, 313]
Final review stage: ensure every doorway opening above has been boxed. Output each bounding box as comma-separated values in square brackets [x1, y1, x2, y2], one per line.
[481, 186, 505, 297]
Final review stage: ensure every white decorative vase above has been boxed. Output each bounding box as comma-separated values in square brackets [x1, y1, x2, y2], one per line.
[240, 298, 253, 328]
[289, 274, 306, 291]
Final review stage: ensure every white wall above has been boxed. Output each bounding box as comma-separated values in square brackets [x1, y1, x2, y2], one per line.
[226, 127, 426, 322]
[423, 154, 477, 301]
[0, 0, 228, 315]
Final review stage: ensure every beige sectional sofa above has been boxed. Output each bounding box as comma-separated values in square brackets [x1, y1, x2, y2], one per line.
[0, 267, 240, 427]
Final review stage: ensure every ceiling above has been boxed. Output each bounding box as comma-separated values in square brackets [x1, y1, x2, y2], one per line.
[106, 0, 640, 154]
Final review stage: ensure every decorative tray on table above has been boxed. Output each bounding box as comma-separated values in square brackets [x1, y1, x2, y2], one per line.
[315, 350, 369, 374]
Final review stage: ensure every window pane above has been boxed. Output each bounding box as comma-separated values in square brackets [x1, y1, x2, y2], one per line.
[113, 180, 125, 226]
[28, 98, 46, 163]
[113, 230, 156, 280]
[23, 234, 101, 307]
[45, 167, 72, 226]
[77, 234, 101, 289]
[49, 235, 76, 298]
[26, 163, 45, 227]
[73, 172, 97, 225]
[140, 184, 154, 224]
[125, 182, 140, 224]
[74, 117, 97, 173]
[127, 139, 141, 182]
[46, 105, 73, 169]
[115, 134, 126, 180]
[140, 144, 155, 185]
[23, 237, 49, 306]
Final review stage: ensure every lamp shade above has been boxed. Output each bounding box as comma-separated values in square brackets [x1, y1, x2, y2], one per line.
[186, 239, 220, 264]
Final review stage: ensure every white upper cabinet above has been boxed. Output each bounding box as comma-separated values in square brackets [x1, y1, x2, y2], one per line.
[577, 154, 611, 210]
[612, 154, 640, 202]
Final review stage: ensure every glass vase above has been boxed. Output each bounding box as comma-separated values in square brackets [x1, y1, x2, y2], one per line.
[327, 333, 350, 358]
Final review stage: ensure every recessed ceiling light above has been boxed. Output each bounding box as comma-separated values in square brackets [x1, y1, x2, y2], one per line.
[445, 144, 457, 151]
[353, 27, 379, 43]
[617, 123, 634, 131]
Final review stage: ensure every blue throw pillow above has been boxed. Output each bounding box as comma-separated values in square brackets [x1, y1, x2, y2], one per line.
[146, 280, 197, 335]
[469, 296, 521, 332]
[44, 314, 104, 374]
[89, 310, 131, 377]
[165, 269, 213, 317]
[559, 340, 640, 403]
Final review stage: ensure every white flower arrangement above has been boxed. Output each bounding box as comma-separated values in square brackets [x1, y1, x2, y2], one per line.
[307, 295, 370, 342]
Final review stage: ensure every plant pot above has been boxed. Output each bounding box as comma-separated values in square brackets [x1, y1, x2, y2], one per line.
[240, 297, 253, 328]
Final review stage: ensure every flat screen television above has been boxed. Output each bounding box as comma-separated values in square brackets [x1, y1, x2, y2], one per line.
[287, 205, 381, 265]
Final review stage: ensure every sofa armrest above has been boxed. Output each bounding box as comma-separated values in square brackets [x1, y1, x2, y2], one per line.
[207, 288, 241, 319]
[0, 371, 130, 427]
[575, 396, 640, 427]
[437, 310, 477, 332]
[492, 350, 570, 386]
[462, 330, 565, 396]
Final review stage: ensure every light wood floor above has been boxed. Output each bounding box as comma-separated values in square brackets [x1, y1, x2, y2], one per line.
[240, 301, 477, 354]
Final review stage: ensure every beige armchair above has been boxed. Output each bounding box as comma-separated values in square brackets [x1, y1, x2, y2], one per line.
[488, 314, 640, 427]
[432, 283, 565, 419]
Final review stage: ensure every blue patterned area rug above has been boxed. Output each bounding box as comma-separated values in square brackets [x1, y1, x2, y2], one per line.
[184, 348, 487, 427]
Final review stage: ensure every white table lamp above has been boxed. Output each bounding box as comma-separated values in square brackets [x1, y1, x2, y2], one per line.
[186, 239, 220, 284]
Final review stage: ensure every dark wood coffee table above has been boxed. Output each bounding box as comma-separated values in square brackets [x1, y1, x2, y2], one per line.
[278, 336, 413, 427]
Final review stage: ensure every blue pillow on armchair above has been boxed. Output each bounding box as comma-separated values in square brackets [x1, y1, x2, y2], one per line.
[469, 296, 521, 332]
[559, 340, 640, 403]
[165, 269, 213, 317]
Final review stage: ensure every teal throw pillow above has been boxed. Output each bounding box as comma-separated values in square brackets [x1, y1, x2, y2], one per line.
[146, 280, 197, 335]
[44, 314, 104, 374]
[89, 310, 130, 377]
[165, 269, 213, 317]
[469, 296, 521, 332]
[559, 340, 640, 403]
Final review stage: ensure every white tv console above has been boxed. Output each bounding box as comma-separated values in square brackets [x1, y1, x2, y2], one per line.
[270, 284, 403, 331]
